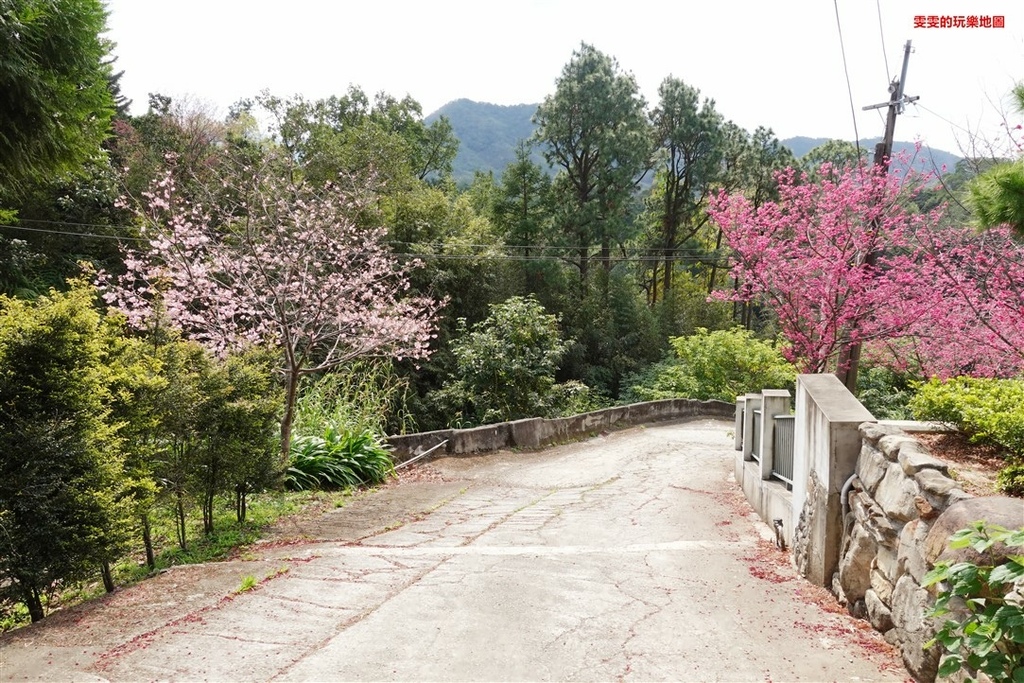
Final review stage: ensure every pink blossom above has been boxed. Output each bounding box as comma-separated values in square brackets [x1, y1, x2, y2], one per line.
[710, 162, 1024, 379]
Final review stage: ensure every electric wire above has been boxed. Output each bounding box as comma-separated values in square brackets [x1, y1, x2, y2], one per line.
[0, 222, 150, 242]
[0, 223, 732, 265]
[912, 102, 978, 140]
[876, 0, 891, 81]
[921, 144, 972, 215]
[833, 0, 864, 162]
[0, 221, 724, 256]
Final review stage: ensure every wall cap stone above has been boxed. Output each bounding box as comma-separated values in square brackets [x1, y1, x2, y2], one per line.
[860, 421, 905, 443]
[798, 374, 875, 422]
[387, 398, 735, 462]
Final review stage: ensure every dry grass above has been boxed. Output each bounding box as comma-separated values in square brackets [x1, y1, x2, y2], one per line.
[913, 432, 1007, 497]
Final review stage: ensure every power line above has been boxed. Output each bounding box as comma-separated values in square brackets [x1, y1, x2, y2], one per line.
[921, 143, 972, 215]
[0, 224, 731, 265]
[16, 217, 141, 232]
[876, 0, 891, 80]
[833, 0, 864, 161]
[912, 102, 978, 139]
[385, 240, 722, 256]
[392, 252, 731, 265]
[0, 222, 728, 257]
[0, 223, 149, 242]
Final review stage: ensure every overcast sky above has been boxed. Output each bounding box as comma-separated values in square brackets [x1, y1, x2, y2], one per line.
[103, 0, 1023, 157]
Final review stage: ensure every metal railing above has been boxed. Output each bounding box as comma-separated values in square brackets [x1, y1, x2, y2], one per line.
[771, 415, 795, 487]
[751, 409, 762, 461]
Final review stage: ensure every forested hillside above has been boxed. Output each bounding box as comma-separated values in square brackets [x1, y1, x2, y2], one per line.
[2, 2, 1022, 629]
[428, 100, 961, 185]
[426, 100, 544, 185]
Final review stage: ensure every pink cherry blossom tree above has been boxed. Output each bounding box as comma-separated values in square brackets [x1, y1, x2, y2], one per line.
[710, 161, 1024, 384]
[709, 163, 936, 377]
[102, 157, 440, 458]
[907, 224, 1024, 377]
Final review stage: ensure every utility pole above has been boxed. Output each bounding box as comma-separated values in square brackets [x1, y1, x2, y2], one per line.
[837, 40, 919, 393]
[866, 40, 920, 172]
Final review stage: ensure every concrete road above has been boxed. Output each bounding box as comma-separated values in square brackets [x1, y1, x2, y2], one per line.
[2, 419, 906, 681]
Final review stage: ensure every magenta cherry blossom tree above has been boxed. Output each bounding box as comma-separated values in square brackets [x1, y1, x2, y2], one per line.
[102, 158, 440, 457]
[709, 162, 1024, 382]
[709, 164, 935, 376]
[909, 224, 1024, 377]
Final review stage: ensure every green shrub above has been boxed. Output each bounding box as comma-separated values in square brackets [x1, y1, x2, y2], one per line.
[923, 522, 1024, 682]
[910, 378, 1024, 456]
[623, 327, 796, 403]
[856, 366, 918, 420]
[0, 285, 133, 622]
[429, 296, 569, 426]
[997, 459, 1024, 498]
[910, 378, 1024, 496]
[546, 380, 610, 417]
[285, 427, 395, 491]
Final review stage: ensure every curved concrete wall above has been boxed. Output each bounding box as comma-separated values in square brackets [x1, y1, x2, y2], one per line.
[386, 398, 735, 463]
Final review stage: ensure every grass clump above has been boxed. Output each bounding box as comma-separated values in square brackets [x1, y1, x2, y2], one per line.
[285, 427, 395, 491]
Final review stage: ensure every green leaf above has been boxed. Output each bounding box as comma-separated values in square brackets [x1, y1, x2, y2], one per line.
[990, 561, 1024, 586]
[937, 656, 963, 677]
[924, 563, 951, 587]
[950, 526, 979, 548]
[937, 632, 963, 651]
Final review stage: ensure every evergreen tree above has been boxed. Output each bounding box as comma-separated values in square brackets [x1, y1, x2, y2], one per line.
[0, 285, 130, 622]
[0, 0, 115, 194]
[533, 43, 651, 289]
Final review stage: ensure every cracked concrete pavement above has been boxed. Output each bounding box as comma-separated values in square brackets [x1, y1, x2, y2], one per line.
[1, 418, 907, 681]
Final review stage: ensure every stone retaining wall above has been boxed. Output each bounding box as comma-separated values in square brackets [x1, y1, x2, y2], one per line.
[740, 379, 1023, 682]
[387, 398, 735, 463]
[834, 422, 969, 681]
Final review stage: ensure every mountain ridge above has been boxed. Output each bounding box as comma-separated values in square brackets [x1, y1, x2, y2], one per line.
[426, 100, 961, 185]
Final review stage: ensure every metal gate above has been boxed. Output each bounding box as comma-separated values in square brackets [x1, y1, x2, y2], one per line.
[751, 409, 762, 461]
[771, 415, 795, 487]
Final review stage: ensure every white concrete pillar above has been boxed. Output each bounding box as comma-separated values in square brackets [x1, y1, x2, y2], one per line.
[734, 396, 746, 451]
[742, 393, 761, 461]
[791, 374, 875, 586]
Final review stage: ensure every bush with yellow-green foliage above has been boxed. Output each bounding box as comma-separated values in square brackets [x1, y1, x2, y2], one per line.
[910, 377, 1024, 496]
[0, 285, 132, 623]
[623, 327, 796, 404]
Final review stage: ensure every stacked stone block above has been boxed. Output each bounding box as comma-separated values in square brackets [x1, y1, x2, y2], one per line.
[835, 423, 970, 682]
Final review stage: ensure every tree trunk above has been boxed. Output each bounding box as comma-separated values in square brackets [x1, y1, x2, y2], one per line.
[235, 483, 247, 525]
[577, 245, 589, 294]
[663, 216, 676, 299]
[202, 488, 215, 535]
[836, 339, 862, 394]
[24, 585, 44, 623]
[141, 513, 155, 569]
[175, 491, 188, 551]
[707, 228, 724, 294]
[100, 560, 115, 593]
[280, 369, 301, 462]
[649, 256, 658, 306]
